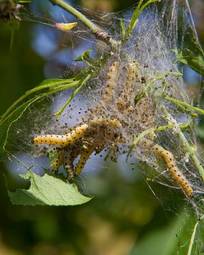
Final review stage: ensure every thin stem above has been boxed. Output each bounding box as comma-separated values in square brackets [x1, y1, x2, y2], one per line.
[55, 74, 91, 117]
[163, 108, 204, 182]
[135, 71, 182, 102]
[124, 0, 159, 42]
[0, 79, 79, 125]
[127, 122, 189, 158]
[187, 215, 204, 255]
[187, 221, 198, 255]
[50, 0, 119, 48]
[165, 95, 204, 116]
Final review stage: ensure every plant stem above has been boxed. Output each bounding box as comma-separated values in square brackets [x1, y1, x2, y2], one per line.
[49, 0, 119, 49]
[55, 74, 91, 117]
[165, 95, 204, 116]
[127, 122, 189, 158]
[0, 79, 79, 125]
[124, 0, 159, 42]
[164, 108, 204, 182]
[187, 221, 198, 255]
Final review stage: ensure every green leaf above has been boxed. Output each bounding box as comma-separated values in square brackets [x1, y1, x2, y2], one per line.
[124, 0, 160, 41]
[75, 49, 92, 62]
[175, 26, 204, 76]
[129, 210, 198, 255]
[0, 78, 78, 126]
[8, 171, 92, 206]
[175, 50, 204, 76]
[0, 78, 80, 154]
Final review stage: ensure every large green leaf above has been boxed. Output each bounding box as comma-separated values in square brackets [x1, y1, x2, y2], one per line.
[175, 26, 204, 76]
[129, 210, 200, 255]
[8, 171, 92, 206]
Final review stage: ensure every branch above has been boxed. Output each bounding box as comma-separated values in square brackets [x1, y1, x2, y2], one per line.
[50, 0, 119, 49]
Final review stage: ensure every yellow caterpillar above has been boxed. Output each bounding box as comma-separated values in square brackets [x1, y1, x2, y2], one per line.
[116, 61, 138, 112]
[75, 146, 95, 175]
[50, 149, 64, 171]
[33, 124, 88, 147]
[152, 144, 193, 198]
[101, 61, 120, 103]
[33, 118, 122, 180]
[33, 119, 121, 147]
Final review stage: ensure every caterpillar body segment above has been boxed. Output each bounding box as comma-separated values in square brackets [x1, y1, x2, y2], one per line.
[64, 153, 75, 181]
[33, 124, 88, 147]
[116, 61, 142, 116]
[75, 146, 96, 175]
[101, 61, 120, 104]
[118, 62, 138, 100]
[152, 144, 193, 198]
[89, 118, 122, 129]
[49, 149, 64, 171]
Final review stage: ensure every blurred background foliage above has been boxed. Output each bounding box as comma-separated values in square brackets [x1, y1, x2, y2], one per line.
[0, 0, 204, 254]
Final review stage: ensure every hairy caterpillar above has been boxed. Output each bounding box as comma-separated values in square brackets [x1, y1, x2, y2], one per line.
[116, 61, 139, 112]
[33, 118, 122, 179]
[152, 144, 193, 198]
[75, 146, 95, 175]
[101, 61, 120, 103]
[49, 148, 64, 171]
[33, 119, 121, 147]
[33, 124, 89, 147]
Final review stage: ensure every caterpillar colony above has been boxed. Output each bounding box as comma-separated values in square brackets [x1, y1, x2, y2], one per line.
[33, 58, 194, 199]
[6, 0, 204, 209]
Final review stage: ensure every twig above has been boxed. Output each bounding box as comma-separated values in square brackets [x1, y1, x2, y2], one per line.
[50, 0, 119, 49]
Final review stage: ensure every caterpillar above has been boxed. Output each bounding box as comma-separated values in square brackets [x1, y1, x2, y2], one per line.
[49, 148, 64, 171]
[33, 124, 89, 147]
[33, 118, 122, 180]
[89, 118, 121, 129]
[152, 144, 193, 198]
[64, 152, 75, 181]
[101, 61, 120, 104]
[75, 146, 95, 175]
[33, 118, 122, 147]
[116, 61, 138, 113]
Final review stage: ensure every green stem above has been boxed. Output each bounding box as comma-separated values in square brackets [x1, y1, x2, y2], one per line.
[187, 221, 198, 255]
[0, 80, 79, 126]
[165, 95, 204, 116]
[124, 0, 159, 42]
[187, 215, 204, 255]
[127, 122, 189, 158]
[55, 74, 91, 117]
[135, 71, 182, 102]
[164, 108, 204, 181]
[49, 0, 119, 48]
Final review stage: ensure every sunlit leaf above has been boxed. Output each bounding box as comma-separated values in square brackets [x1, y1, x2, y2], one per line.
[8, 171, 92, 206]
[55, 22, 77, 31]
[75, 49, 92, 62]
